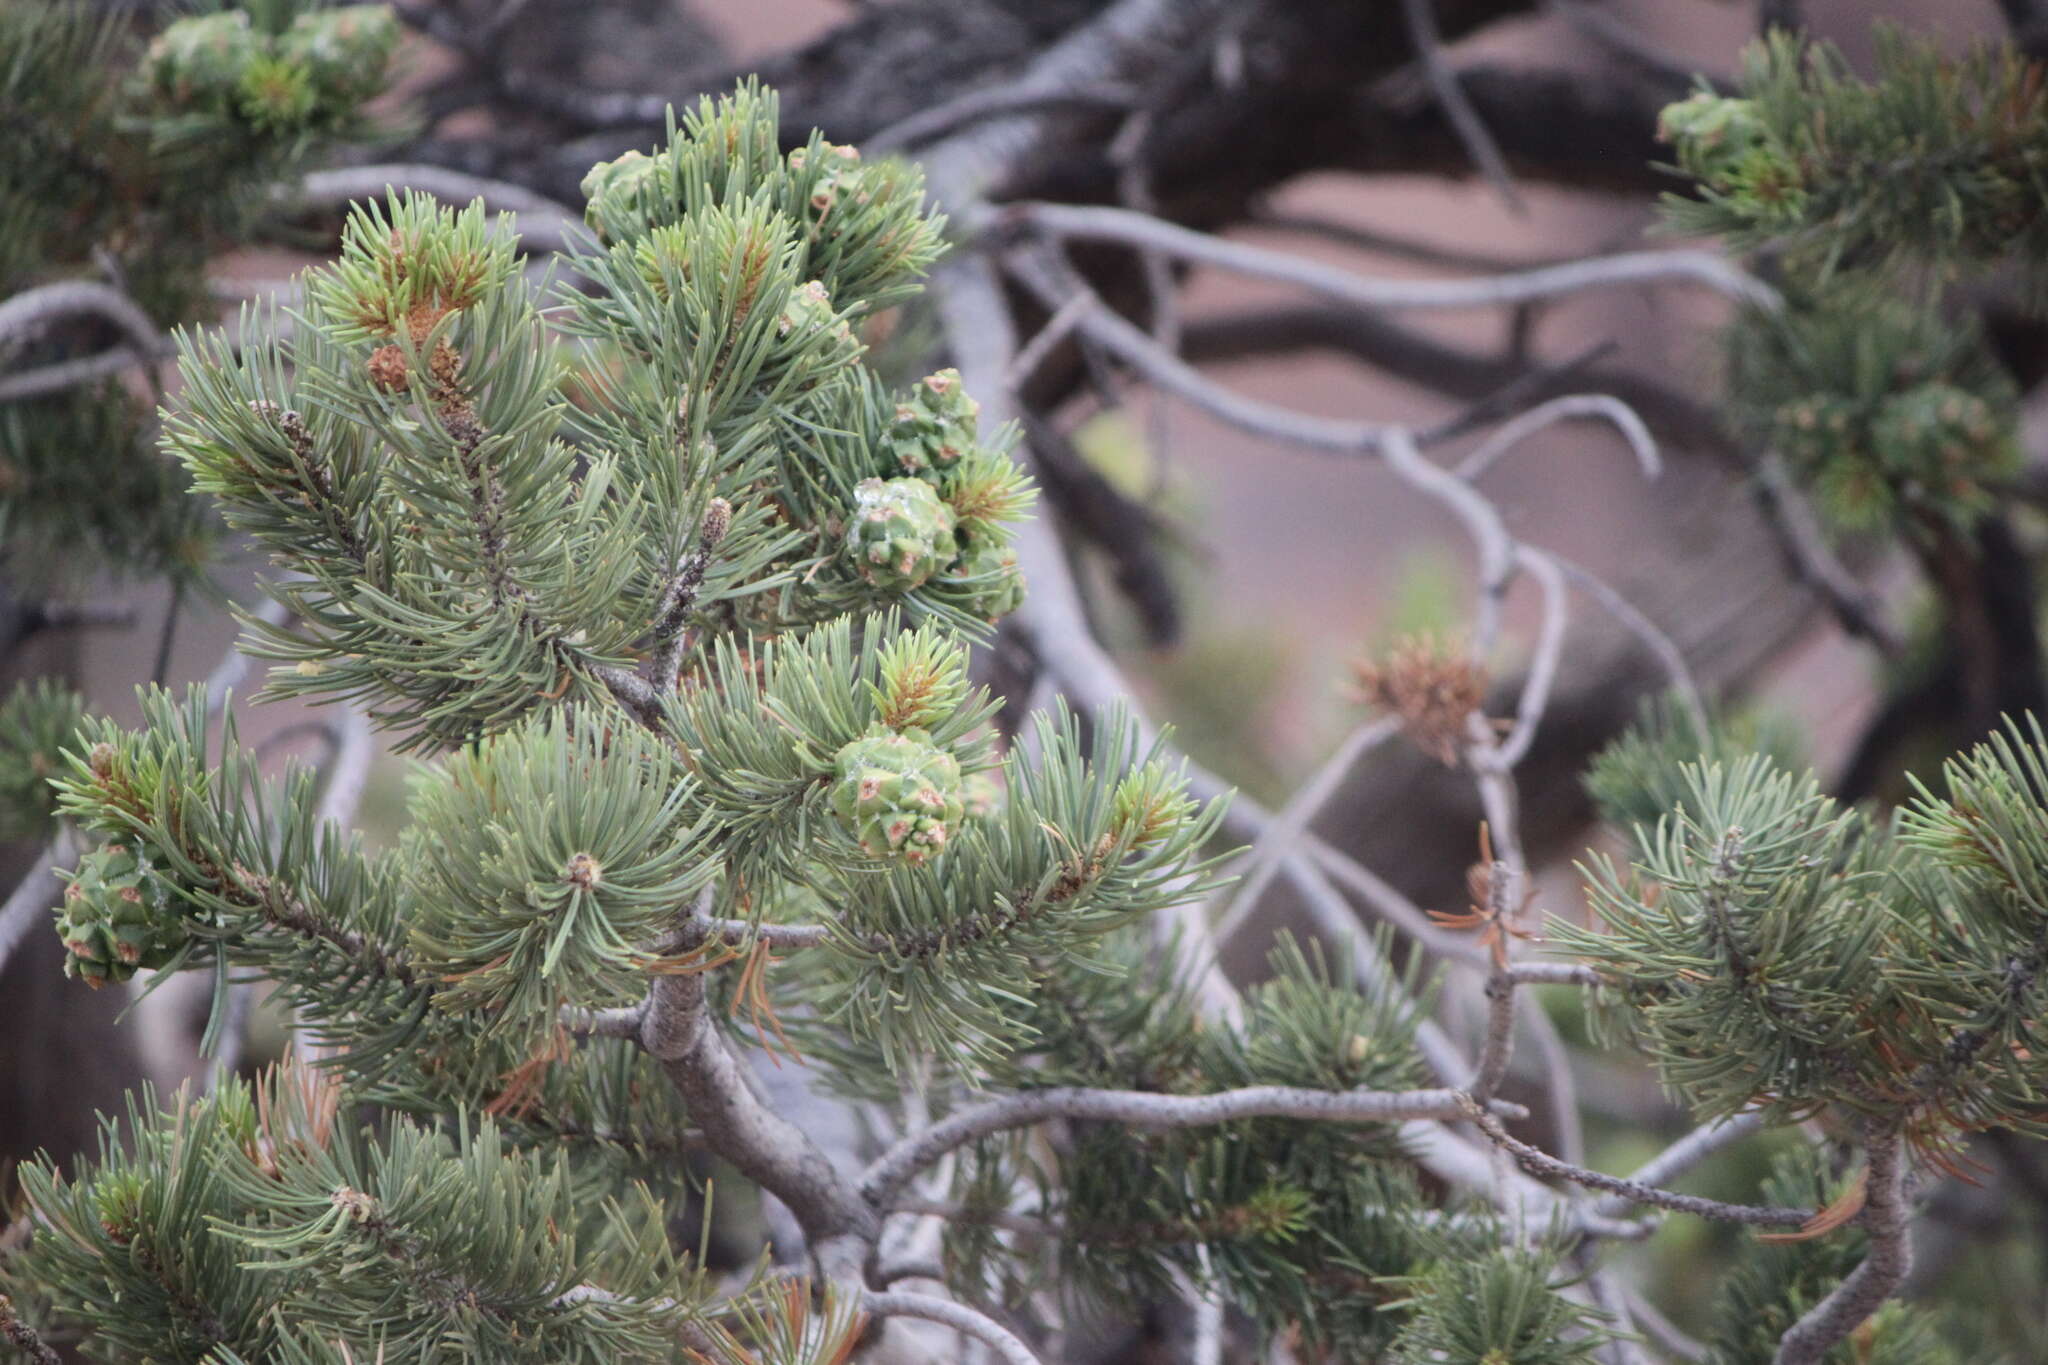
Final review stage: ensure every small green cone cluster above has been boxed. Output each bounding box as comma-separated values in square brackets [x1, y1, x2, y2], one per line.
[948, 540, 1027, 621]
[280, 5, 400, 109]
[1658, 91, 1806, 227]
[143, 11, 261, 110]
[0, 680, 88, 841]
[842, 368, 1030, 620]
[581, 151, 664, 243]
[1727, 285, 2018, 537]
[960, 770, 1004, 820]
[829, 726, 965, 864]
[888, 368, 979, 476]
[778, 279, 861, 365]
[576, 90, 938, 312]
[1872, 382, 2009, 491]
[1770, 381, 2015, 532]
[54, 842, 187, 989]
[846, 477, 959, 591]
[143, 5, 397, 135]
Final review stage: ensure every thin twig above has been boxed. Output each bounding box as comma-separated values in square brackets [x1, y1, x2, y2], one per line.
[0, 346, 148, 403]
[1247, 210, 1573, 275]
[865, 1289, 1043, 1365]
[0, 279, 165, 361]
[1494, 545, 1570, 768]
[1381, 426, 1515, 654]
[862, 1084, 1478, 1212]
[1004, 202, 1779, 312]
[1544, 551, 1711, 741]
[1454, 393, 1660, 483]
[1750, 454, 1904, 657]
[1005, 245, 1384, 455]
[1300, 835, 1489, 967]
[0, 1294, 62, 1365]
[1006, 291, 1099, 390]
[1596, 1112, 1767, 1218]
[1621, 1284, 1708, 1363]
[564, 1003, 648, 1039]
[1461, 1100, 1812, 1228]
[1108, 101, 1182, 500]
[1400, 0, 1526, 213]
[1209, 716, 1401, 950]
[1550, 0, 1707, 88]
[868, 85, 1139, 155]
[1175, 1256, 1225, 1365]
[1509, 962, 1601, 987]
[0, 836, 69, 983]
[151, 581, 185, 688]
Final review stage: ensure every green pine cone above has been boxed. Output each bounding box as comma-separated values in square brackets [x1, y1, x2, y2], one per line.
[1770, 395, 1863, 476]
[279, 4, 400, 111]
[961, 770, 1004, 820]
[54, 842, 186, 989]
[1657, 92, 1768, 186]
[845, 476, 958, 591]
[144, 10, 263, 113]
[888, 369, 981, 476]
[581, 150, 663, 245]
[947, 538, 1027, 622]
[1871, 383, 2010, 483]
[829, 727, 965, 864]
[779, 279, 860, 358]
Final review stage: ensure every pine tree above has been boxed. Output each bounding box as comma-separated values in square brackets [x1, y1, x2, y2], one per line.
[5, 12, 2048, 1365]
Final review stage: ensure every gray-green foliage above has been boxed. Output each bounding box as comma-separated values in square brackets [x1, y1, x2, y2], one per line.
[1722, 284, 2019, 536]
[1700, 1148, 1959, 1365]
[403, 712, 712, 1026]
[1659, 29, 2048, 280]
[1563, 720, 2048, 1150]
[3, 1070, 707, 1364]
[15, 21, 2047, 1361]
[0, 678, 87, 840]
[0, 1, 397, 592]
[3, 81, 1274, 1362]
[1659, 28, 2040, 546]
[1386, 1247, 1612, 1365]
[1584, 694, 1804, 849]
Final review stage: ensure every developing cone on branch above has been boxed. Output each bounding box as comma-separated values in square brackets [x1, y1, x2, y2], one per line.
[890, 368, 981, 476]
[53, 842, 188, 988]
[829, 726, 965, 864]
[845, 476, 959, 592]
[946, 539, 1027, 622]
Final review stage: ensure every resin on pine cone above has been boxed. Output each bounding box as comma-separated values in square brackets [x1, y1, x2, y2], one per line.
[846, 476, 958, 591]
[829, 727, 965, 864]
[889, 369, 981, 477]
[54, 842, 187, 989]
